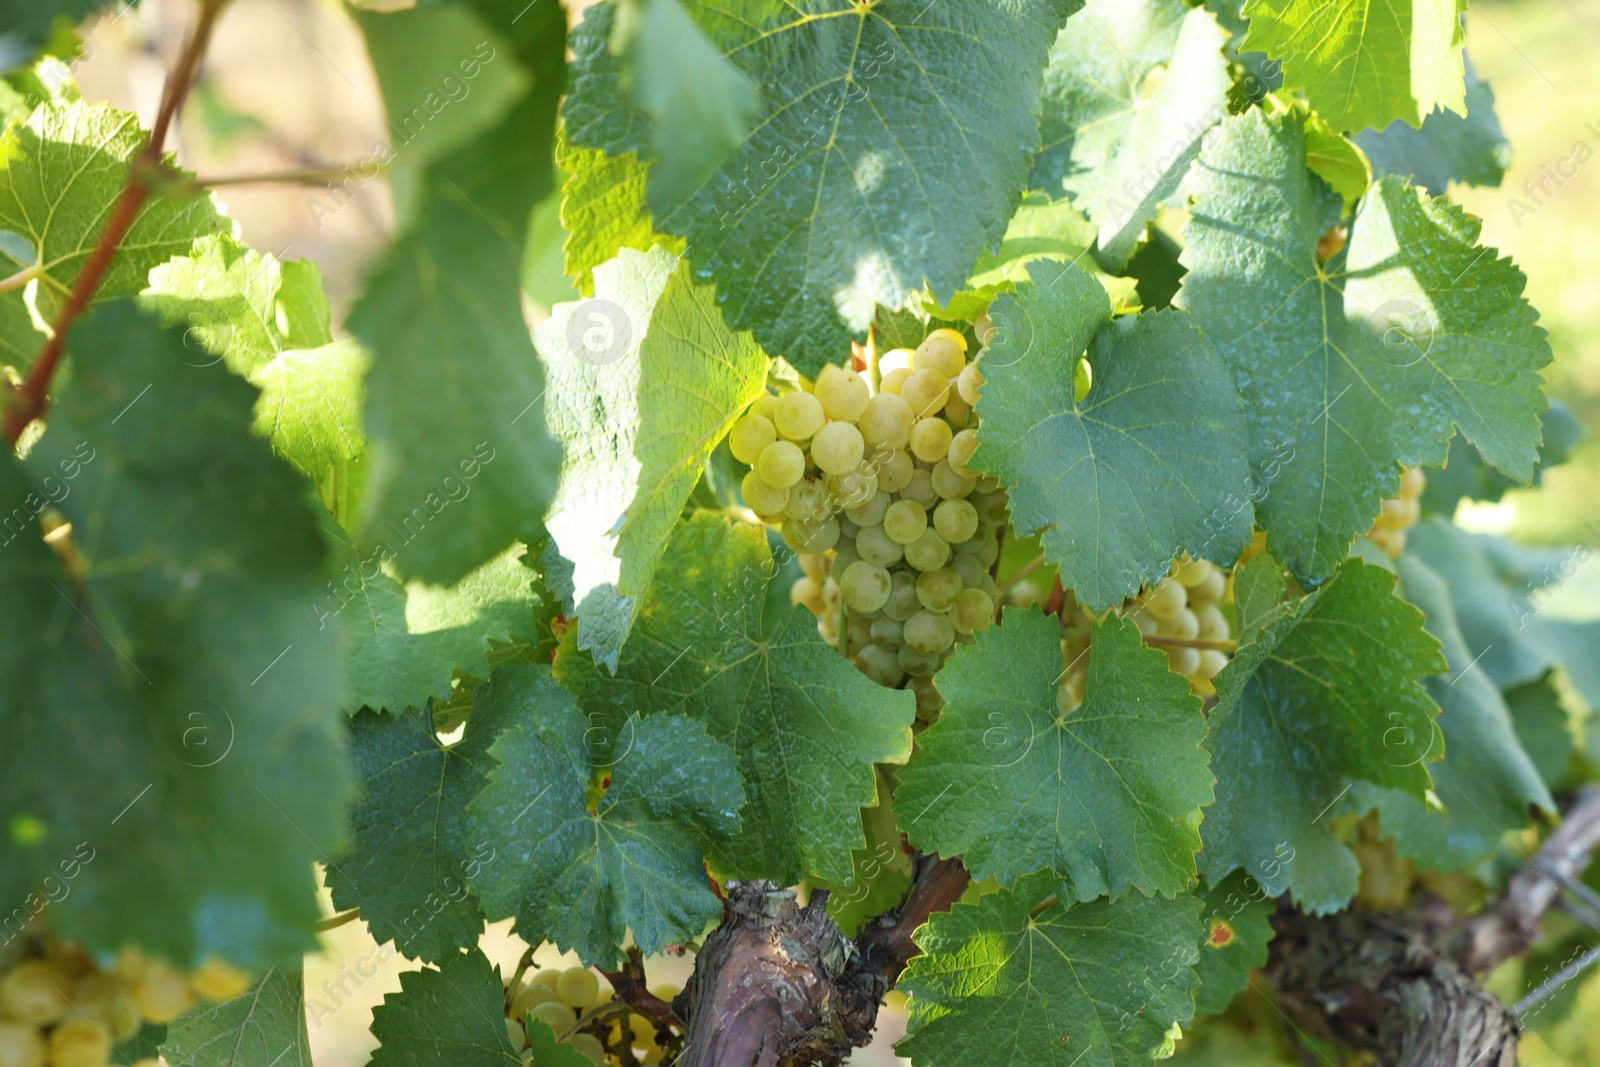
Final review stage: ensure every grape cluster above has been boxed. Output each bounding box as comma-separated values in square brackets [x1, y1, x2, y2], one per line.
[728, 326, 1006, 717]
[0, 937, 252, 1067]
[503, 966, 676, 1066]
[1363, 466, 1425, 556]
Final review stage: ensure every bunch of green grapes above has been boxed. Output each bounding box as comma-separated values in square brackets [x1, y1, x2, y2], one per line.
[728, 325, 1006, 717]
[504, 965, 677, 1066]
[0, 935, 253, 1067]
[1363, 466, 1425, 556]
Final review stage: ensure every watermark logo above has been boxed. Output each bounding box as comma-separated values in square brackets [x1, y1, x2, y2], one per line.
[566, 298, 633, 366]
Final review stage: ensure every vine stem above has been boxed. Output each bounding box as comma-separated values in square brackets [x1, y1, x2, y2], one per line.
[0, 263, 41, 295]
[192, 164, 365, 187]
[1141, 634, 1237, 652]
[315, 908, 361, 931]
[3, 0, 229, 446]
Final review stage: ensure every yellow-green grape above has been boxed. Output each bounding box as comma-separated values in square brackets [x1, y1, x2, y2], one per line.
[904, 529, 951, 572]
[783, 516, 840, 553]
[857, 524, 905, 567]
[1400, 465, 1425, 499]
[1132, 610, 1159, 636]
[970, 490, 1008, 526]
[1379, 495, 1419, 529]
[859, 393, 914, 449]
[946, 429, 979, 477]
[1173, 557, 1213, 587]
[1186, 567, 1225, 607]
[785, 479, 826, 522]
[913, 328, 967, 379]
[568, 1032, 606, 1065]
[932, 499, 978, 544]
[875, 447, 914, 493]
[533, 969, 564, 990]
[0, 1023, 45, 1067]
[740, 470, 789, 516]
[512, 982, 558, 1020]
[974, 312, 995, 345]
[951, 588, 994, 634]
[844, 489, 890, 526]
[1, 960, 72, 1025]
[826, 465, 878, 509]
[1193, 649, 1229, 691]
[47, 1021, 109, 1067]
[798, 551, 828, 582]
[132, 962, 196, 1024]
[898, 469, 937, 508]
[68, 973, 121, 1021]
[884, 570, 920, 622]
[816, 366, 870, 421]
[879, 347, 914, 378]
[190, 958, 253, 1002]
[1160, 607, 1199, 640]
[791, 576, 823, 615]
[729, 413, 777, 464]
[757, 440, 805, 489]
[750, 394, 781, 421]
[1073, 358, 1092, 402]
[967, 529, 1000, 568]
[911, 675, 946, 720]
[641, 1048, 666, 1065]
[883, 499, 928, 545]
[956, 361, 983, 407]
[930, 460, 975, 500]
[909, 418, 953, 463]
[1195, 604, 1228, 641]
[943, 391, 971, 427]
[898, 643, 936, 677]
[916, 568, 963, 611]
[880, 367, 913, 395]
[900, 369, 951, 419]
[870, 619, 906, 646]
[529, 999, 577, 1034]
[506, 1018, 529, 1053]
[774, 391, 825, 441]
[629, 1013, 657, 1048]
[856, 643, 905, 687]
[812, 421, 866, 475]
[949, 552, 987, 590]
[1143, 577, 1187, 621]
[840, 561, 893, 612]
[1166, 646, 1201, 677]
[905, 610, 956, 657]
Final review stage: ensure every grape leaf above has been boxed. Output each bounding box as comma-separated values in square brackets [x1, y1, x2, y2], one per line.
[814, 775, 914, 938]
[1303, 111, 1371, 211]
[469, 666, 744, 966]
[1504, 677, 1576, 790]
[0, 101, 226, 325]
[277, 258, 333, 348]
[525, 1019, 589, 1066]
[557, 132, 682, 297]
[160, 965, 310, 1067]
[350, 0, 566, 585]
[1347, 552, 1551, 871]
[1420, 403, 1582, 517]
[898, 608, 1212, 900]
[974, 258, 1252, 610]
[613, 263, 770, 623]
[1354, 57, 1510, 195]
[1032, 0, 1230, 265]
[1, 303, 347, 967]
[897, 870, 1201, 1067]
[534, 245, 677, 672]
[1239, 0, 1466, 134]
[326, 689, 523, 963]
[1192, 873, 1274, 1017]
[0, 1, 124, 65]
[369, 949, 517, 1067]
[563, 0, 1080, 376]
[142, 234, 366, 480]
[1176, 108, 1551, 585]
[554, 512, 915, 885]
[1198, 555, 1443, 914]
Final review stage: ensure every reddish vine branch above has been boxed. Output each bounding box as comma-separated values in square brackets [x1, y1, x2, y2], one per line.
[2, 0, 228, 446]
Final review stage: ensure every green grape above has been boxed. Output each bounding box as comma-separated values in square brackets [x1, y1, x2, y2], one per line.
[859, 393, 914, 449]
[1400, 465, 1426, 498]
[911, 674, 946, 719]
[1143, 577, 1187, 621]
[816, 365, 870, 421]
[879, 347, 914, 377]
[0, 1024, 44, 1067]
[882, 499, 928, 545]
[529, 999, 577, 1033]
[880, 366, 912, 395]
[568, 1032, 606, 1066]
[916, 567, 963, 611]
[783, 516, 839, 553]
[729, 412, 777, 464]
[1166, 646, 1201, 676]
[847, 616, 874, 646]
[1174, 557, 1215, 587]
[971, 529, 1000, 568]
[130, 964, 194, 1024]
[956, 360, 983, 406]
[774, 390, 826, 441]
[506, 1018, 528, 1053]
[1195, 604, 1229, 641]
[838, 516, 860, 541]
[1131, 610, 1159, 636]
[949, 551, 987, 589]
[974, 312, 995, 344]
[812, 421, 866, 475]
[757, 440, 806, 488]
[826, 465, 878, 509]
[975, 574, 996, 598]
[897, 643, 937, 677]
[855, 642, 905, 687]
[905, 529, 951, 572]
[884, 570, 920, 621]
[790, 575, 823, 611]
[840, 560, 893, 612]
[1187, 566, 1226, 607]
[870, 619, 906, 646]
[740, 470, 789, 516]
[48, 1021, 108, 1067]
[898, 469, 937, 508]
[913, 328, 967, 378]
[856, 523, 904, 567]
[1159, 607, 1199, 640]
[950, 587, 994, 634]
[875, 447, 914, 493]
[968, 489, 1007, 526]
[947, 428, 979, 477]
[905, 610, 956, 657]
[1073, 357, 1092, 402]
[930, 459, 975, 500]
[1197, 649, 1229, 680]
[832, 543, 861, 578]
[932, 498, 978, 544]
[785, 478, 826, 522]
[900, 369, 951, 419]
[2, 961, 73, 1025]
[943, 392, 971, 428]
[844, 488, 890, 527]
[909, 417, 953, 462]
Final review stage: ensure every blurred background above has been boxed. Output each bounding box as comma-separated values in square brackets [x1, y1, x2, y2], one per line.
[61, 0, 1600, 1062]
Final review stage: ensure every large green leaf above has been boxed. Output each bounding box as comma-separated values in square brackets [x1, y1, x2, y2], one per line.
[974, 258, 1252, 611]
[1354, 57, 1509, 195]
[1420, 403, 1581, 517]
[563, 0, 1080, 375]
[1239, 0, 1466, 134]
[898, 608, 1211, 899]
[556, 133, 683, 297]
[1198, 555, 1443, 914]
[1032, 0, 1230, 265]
[1175, 108, 1550, 585]
[0, 303, 348, 967]
[350, 0, 566, 585]
[897, 871, 1201, 1067]
[369, 949, 517, 1067]
[469, 665, 744, 966]
[554, 513, 915, 884]
[160, 965, 310, 1067]
[1347, 552, 1551, 871]
[1192, 873, 1274, 1017]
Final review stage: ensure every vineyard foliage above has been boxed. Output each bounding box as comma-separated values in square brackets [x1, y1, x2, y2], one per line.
[0, 0, 1595, 1064]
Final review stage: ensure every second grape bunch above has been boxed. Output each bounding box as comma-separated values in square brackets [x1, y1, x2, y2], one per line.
[504, 965, 677, 1065]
